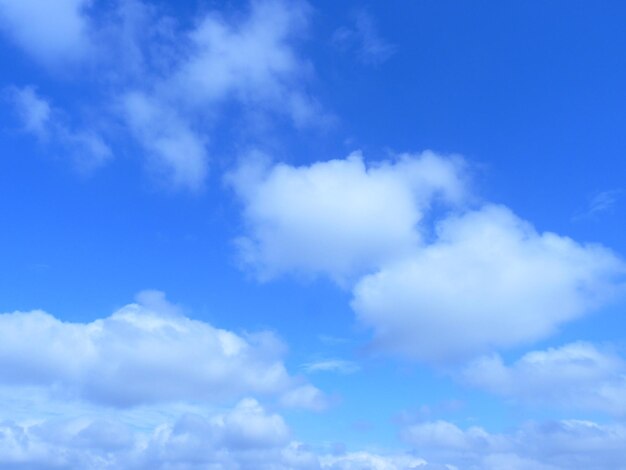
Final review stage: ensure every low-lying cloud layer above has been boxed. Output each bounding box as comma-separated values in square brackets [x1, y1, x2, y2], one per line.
[402, 418, 626, 470]
[0, 397, 426, 469]
[0, 290, 323, 410]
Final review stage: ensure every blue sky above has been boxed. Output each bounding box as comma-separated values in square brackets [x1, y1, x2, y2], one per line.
[1, 1, 626, 468]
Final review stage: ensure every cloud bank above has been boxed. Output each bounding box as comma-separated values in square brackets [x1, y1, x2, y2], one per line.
[0, 398, 425, 469]
[402, 418, 626, 470]
[0, 290, 322, 410]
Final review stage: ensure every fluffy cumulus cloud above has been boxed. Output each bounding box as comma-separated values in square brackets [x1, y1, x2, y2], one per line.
[402, 418, 626, 470]
[9, 409, 626, 470]
[463, 342, 626, 415]
[0, 0, 93, 66]
[0, 290, 323, 410]
[352, 204, 626, 362]
[0, 399, 296, 469]
[4, 404, 626, 470]
[231, 150, 625, 362]
[229, 151, 467, 283]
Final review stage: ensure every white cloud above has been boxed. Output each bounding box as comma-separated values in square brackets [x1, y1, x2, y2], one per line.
[302, 359, 360, 375]
[231, 150, 625, 363]
[0, 290, 323, 410]
[463, 342, 626, 415]
[9, 86, 112, 172]
[0, 0, 92, 66]
[114, 0, 323, 189]
[0, 400, 434, 470]
[172, 0, 316, 125]
[2, 1, 324, 188]
[228, 150, 467, 283]
[352, 204, 625, 362]
[6, 410, 626, 470]
[402, 418, 626, 470]
[0, 399, 297, 469]
[121, 92, 208, 191]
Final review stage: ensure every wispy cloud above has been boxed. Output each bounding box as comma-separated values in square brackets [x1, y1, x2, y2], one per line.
[302, 359, 360, 375]
[332, 10, 396, 66]
[0, 0, 93, 67]
[7, 86, 112, 173]
[1, 1, 328, 191]
[573, 189, 622, 221]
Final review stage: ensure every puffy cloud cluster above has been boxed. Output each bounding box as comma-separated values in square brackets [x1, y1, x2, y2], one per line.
[463, 342, 626, 415]
[352, 205, 625, 361]
[1, 0, 322, 189]
[402, 418, 626, 470]
[0, 399, 294, 469]
[231, 151, 626, 362]
[229, 151, 467, 283]
[0, 290, 323, 410]
[5, 404, 626, 470]
[119, 0, 321, 190]
[0, 398, 426, 470]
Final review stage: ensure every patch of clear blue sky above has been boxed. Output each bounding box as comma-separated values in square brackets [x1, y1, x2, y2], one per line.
[1, 0, 626, 450]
